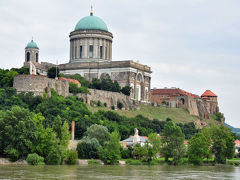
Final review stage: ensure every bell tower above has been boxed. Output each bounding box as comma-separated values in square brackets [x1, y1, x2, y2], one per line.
[25, 39, 39, 63]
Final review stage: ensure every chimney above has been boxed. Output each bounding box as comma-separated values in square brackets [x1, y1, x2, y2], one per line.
[71, 121, 75, 141]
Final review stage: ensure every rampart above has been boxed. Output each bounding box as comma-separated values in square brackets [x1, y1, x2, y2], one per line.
[13, 75, 137, 109]
[13, 75, 69, 97]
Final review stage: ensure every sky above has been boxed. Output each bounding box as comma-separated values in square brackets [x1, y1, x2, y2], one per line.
[0, 0, 240, 127]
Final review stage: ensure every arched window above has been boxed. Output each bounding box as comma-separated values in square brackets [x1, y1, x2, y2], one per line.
[136, 73, 143, 82]
[180, 98, 185, 105]
[145, 88, 148, 101]
[27, 52, 30, 62]
[36, 53, 38, 62]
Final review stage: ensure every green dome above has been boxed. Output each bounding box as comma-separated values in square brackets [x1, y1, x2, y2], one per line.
[74, 13, 108, 32]
[26, 40, 39, 49]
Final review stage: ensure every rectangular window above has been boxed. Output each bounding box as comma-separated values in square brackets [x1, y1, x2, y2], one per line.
[80, 46, 82, 59]
[100, 46, 103, 59]
[89, 45, 93, 58]
[105, 47, 107, 59]
[75, 46, 77, 58]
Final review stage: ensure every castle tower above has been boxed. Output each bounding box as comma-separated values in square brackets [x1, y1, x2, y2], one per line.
[201, 90, 218, 102]
[25, 39, 39, 63]
[69, 8, 113, 63]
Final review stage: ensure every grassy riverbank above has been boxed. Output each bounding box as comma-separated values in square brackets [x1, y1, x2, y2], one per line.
[123, 158, 240, 166]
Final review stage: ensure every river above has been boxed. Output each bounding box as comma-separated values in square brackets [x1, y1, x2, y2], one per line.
[0, 164, 240, 179]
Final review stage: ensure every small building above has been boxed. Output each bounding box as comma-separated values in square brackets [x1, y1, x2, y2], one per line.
[150, 88, 199, 107]
[120, 128, 148, 148]
[235, 140, 240, 154]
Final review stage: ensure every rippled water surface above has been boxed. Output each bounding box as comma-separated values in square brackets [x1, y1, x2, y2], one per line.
[0, 164, 240, 179]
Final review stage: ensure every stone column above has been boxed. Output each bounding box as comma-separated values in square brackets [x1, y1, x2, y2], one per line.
[71, 121, 75, 141]
[85, 38, 88, 59]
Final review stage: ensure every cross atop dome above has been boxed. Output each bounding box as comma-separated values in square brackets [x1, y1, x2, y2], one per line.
[90, 5, 93, 16]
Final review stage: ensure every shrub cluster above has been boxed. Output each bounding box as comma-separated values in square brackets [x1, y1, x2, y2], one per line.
[26, 153, 45, 165]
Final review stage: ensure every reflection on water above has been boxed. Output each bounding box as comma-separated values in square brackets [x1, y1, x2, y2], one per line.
[0, 164, 240, 179]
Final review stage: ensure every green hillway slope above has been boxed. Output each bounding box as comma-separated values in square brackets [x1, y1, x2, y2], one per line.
[88, 104, 219, 128]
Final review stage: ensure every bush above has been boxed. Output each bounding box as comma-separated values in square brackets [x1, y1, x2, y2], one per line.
[46, 148, 62, 165]
[211, 113, 223, 122]
[121, 86, 131, 96]
[7, 148, 20, 162]
[65, 150, 78, 165]
[97, 100, 102, 107]
[26, 153, 45, 165]
[235, 162, 240, 166]
[47, 67, 59, 79]
[111, 106, 115, 110]
[121, 147, 132, 159]
[69, 82, 90, 95]
[88, 159, 101, 165]
[117, 101, 123, 110]
[104, 102, 107, 107]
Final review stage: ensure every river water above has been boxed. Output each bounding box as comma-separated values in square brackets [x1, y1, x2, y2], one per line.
[0, 164, 240, 179]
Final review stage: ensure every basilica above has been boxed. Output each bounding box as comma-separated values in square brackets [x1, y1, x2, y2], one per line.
[23, 9, 151, 103]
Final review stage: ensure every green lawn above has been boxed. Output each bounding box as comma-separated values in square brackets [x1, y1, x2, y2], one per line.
[87, 104, 218, 128]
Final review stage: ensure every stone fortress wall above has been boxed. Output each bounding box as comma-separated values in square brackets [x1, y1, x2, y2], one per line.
[13, 75, 69, 97]
[13, 75, 137, 109]
[176, 96, 220, 120]
[75, 89, 137, 109]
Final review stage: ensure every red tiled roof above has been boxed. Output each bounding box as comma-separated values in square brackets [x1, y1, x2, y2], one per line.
[201, 90, 217, 97]
[151, 88, 185, 96]
[59, 77, 81, 87]
[235, 140, 240, 147]
[151, 88, 199, 99]
[141, 136, 149, 140]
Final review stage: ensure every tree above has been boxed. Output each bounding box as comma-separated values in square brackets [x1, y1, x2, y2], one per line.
[99, 131, 121, 164]
[121, 86, 131, 96]
[0, 70, 18, 87]
[132, 143, 147, 160]
[47, 67, 59, 78]
[161, 121, 185, 165]
[0, 106, 38, 161]
[85, 124, 109, 146]
[77, 137, 100, 159]
[210, 125, 235, 164]
[148, 133, 161, 158]
[187, 132, 211, 165]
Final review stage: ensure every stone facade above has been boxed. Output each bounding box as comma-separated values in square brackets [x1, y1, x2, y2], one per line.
[13, 75, 69, 97]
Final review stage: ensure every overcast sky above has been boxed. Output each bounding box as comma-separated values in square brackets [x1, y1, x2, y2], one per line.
[0, 0, 239, 127]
